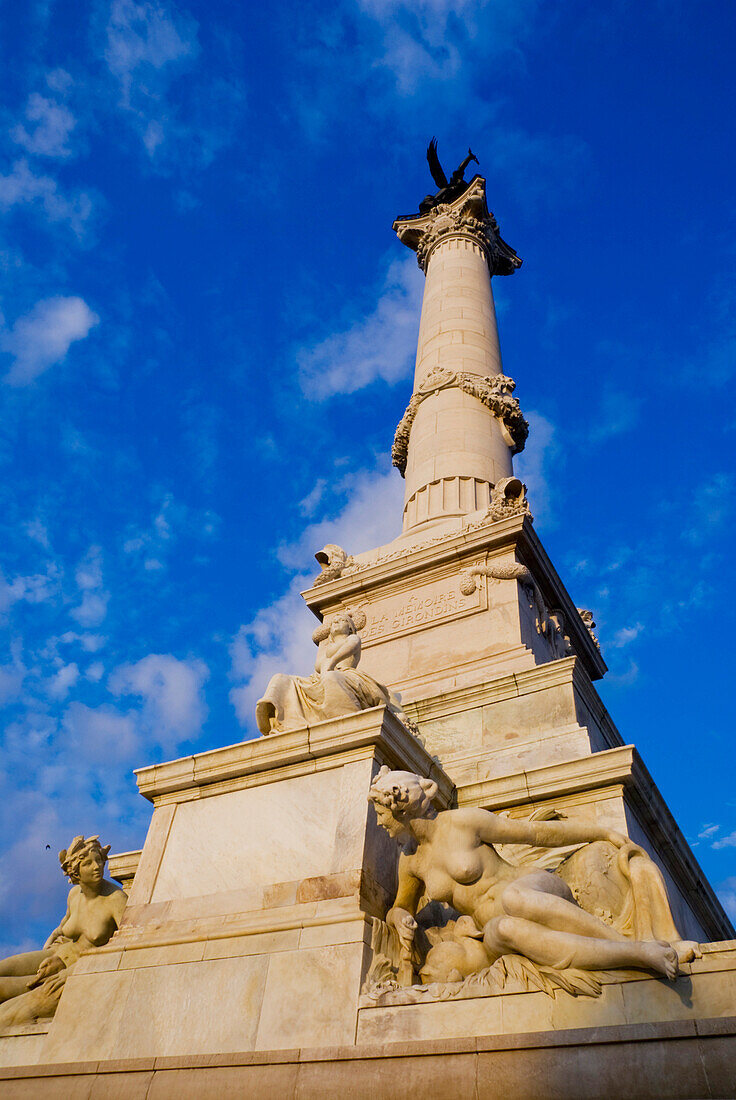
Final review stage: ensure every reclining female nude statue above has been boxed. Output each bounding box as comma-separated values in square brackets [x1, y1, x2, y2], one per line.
[368, 768, 701, 989]
[0, 836, 126, 1029]
[256, 610, 411, 735]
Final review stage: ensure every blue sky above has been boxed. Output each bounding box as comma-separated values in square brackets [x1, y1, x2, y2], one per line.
[1, 0, 735, 954]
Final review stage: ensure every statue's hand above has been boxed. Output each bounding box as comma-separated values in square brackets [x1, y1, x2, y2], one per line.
[42, 929, 63, 949]
[28, 954, 65, 989]
[40, 969, 69, 998]
[603, 830, 628, 849]
[387, 907, 417, 948]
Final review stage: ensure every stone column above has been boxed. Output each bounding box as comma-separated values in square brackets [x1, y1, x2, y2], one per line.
[393, 177, 525, 533]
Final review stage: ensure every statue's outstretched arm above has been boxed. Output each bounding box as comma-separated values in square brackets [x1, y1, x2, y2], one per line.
[470, 808, 625, 850]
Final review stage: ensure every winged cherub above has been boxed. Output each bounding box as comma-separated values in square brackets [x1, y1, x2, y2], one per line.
[419, 138, 480, 213]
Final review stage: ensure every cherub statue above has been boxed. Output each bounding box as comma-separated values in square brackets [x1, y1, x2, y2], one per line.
[0, 836, 127, 1029]
[256, 611, 413, 735]
[368, 768, 701, 988]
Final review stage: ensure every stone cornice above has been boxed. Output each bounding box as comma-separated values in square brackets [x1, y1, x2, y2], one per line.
[302, 515, 608, 682]
[406, 657, 622, 753]
[134, 707, 455, 808]
[393, 176, 522, 276]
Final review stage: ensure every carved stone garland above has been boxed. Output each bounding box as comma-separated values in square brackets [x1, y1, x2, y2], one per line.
[392, 369, 529, 477]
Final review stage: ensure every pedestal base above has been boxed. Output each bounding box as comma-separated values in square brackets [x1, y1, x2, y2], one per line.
[1, 1016, 734, 1099]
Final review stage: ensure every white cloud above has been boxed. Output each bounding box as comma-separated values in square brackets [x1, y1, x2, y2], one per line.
[515, 410, 558, 529]
[229, 576, 318, 730]
[712, 831, 736, 851]
[105, 0, 197, 101]
[0, 647, 26, 704]
[70, 592, 109, 628]
[109, 653, 209, 751]
[2, 295, 99, 386]
[11, 93, 76, 158]
[0, 160, 93, 237]
[70, 547, 109, 628]
[277, 465, 404, 571]
[297, 256, 423, 400]
[62, 700, 140, 762]
[698, 823, 720, 840]
[45, 662, 80, 700]
[0, 565, 60, 614]
[230, 462, 405, 729]
[610, 622, 644, 648]
[356, 0, 540, 92]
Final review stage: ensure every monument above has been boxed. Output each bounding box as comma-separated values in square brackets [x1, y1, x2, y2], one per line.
[1, 143, 734, 1098]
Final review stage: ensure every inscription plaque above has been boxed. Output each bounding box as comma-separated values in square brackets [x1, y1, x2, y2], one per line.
[357, 577, 485, 647]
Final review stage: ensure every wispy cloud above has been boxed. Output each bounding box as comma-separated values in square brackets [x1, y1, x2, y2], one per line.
[109, 652, 209, 752]
[610, 622, 644, 648]
[297, 256, 423, 399]
[355, 0, 540, 92]
[587, 387, 643, 444]
[99, 0, 244, 171]
[0, 160, 94, 237]
[1, 296, 99, 385]
[104, 0, 198, 107]
[515, 410, 558, 529]
[11, 92, 77, 158]
[70, 546, 109, 628]
[230, 461, 404, 729]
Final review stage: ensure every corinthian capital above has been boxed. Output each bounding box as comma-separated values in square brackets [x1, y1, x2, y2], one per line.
[393, 176, 522, 276]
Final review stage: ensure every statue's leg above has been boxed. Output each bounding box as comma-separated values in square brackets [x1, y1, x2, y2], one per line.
[484, 915, 679, 978]
[0, 977, 31, 1004]
[501, 871, 629, 943]
[0, 949, 50, 979]
[0, 950, 52, 1005]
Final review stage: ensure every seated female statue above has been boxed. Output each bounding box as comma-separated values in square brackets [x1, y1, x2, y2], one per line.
[368, 768, 700, 984]
[256, 611, 410, 735]
[0, 835, 127, 1028]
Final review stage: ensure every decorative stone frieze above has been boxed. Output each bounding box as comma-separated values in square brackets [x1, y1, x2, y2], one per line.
[392, 371, 528, 477]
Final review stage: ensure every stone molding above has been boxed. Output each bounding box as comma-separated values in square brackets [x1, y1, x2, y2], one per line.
[107, 849, 141, 891]
[393, 176, 522, 276]
[134, 706, 454, 808]
[405, 656, 620, 748]
[392, 370, 528, 477]
[2, 1015, 735, 1097]
[302, 515, 608, 683]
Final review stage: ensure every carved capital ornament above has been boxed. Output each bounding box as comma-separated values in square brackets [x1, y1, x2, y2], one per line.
[393, 177, 522, 276]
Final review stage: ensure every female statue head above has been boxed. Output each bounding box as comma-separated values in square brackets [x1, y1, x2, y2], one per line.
[368, 766, 438, 837]
[59, 835, 110, 886]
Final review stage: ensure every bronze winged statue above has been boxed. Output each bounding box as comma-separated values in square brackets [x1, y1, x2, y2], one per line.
[419, 138, 480, 213]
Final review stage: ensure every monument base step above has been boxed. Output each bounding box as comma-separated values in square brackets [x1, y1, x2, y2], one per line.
[0, 1016, 734, 1099]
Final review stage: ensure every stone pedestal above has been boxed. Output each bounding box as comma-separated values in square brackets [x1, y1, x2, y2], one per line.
[27, 709, 451, 1065]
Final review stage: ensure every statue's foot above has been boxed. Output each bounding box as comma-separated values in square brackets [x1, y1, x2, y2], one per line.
[255, 699, 276, 736]
[640, 940, 679, 980]
[674, 940, 702, 964]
